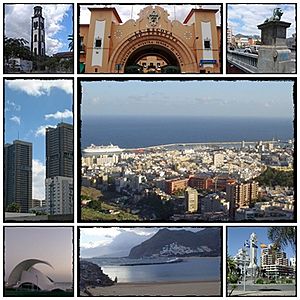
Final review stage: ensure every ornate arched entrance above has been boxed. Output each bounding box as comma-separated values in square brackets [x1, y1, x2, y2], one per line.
[108, 32, 198, 73]
[124, 44, 180, 73]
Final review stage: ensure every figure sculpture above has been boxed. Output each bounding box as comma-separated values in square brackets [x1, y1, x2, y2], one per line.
[264, 8, 283, 23]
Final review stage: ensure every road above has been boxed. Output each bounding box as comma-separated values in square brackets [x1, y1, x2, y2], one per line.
[228, 283, 296, 296]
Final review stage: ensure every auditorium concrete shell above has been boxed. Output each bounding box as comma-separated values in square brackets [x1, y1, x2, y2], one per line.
[7, 259, 65, 291]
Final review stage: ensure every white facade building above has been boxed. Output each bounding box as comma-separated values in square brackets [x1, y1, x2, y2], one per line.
[45, 176, 73, 215]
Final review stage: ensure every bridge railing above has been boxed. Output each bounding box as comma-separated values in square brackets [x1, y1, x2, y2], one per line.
[227, 50, 258, 73]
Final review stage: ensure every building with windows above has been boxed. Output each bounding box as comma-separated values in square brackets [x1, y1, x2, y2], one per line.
[185, 187, 199, 213]
[45, 123, 73, 215]
[213, 153, 224, 167]
[45, 176, 73, 215]
[233, 248, 250, 276]
[165, 178, 189, 194]
[260, 246, 295, 278]
[227, 182, 258, 220]
[79, 5, 221, 73]
[4, 140, 32, 213]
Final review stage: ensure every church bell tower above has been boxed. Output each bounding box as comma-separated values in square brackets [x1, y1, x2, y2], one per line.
[31, 6, 45, 56]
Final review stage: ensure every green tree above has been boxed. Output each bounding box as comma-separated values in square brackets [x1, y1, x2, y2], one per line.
[227, 255, 241, 296]
[4, 37, 31, 62]
[227, 255, 241, 283]
[6, 202, 21, 213]
[255, 167, 293, 187]
[87, 200, 102, 211]
[267, 226, 296, 253]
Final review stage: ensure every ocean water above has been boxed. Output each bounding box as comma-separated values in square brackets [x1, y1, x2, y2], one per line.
[53, 282, 73, 290]
[88, 257, 221, 283]
[81, 116, 293, 149]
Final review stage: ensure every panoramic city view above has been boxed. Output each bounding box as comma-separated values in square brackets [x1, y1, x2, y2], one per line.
[80, 80, 294, 222]
[4, 4, 73, 73]
[227, 4, 296, 73]
[80, 226, 221, 296]
[227, 226, 296, 296]
[4, 227, 73, 296]
[4, 79, 74, 221]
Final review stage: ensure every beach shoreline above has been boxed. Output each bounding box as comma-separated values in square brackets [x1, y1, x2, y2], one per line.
[83, 280, 221, 296]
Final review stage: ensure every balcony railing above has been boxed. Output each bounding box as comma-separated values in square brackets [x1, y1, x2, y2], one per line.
[227, 50, 258, 73]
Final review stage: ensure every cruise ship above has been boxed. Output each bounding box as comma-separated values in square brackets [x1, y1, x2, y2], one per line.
[82, 144, 124, 156]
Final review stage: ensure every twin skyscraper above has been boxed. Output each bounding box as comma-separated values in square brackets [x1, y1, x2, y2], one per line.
[4, 122, 73, 219]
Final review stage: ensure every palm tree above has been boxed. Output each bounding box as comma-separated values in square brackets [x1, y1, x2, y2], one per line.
[68, 34, 73, 52]
[267, 227, 296, 253]
[227, 255, 241, 283]
[227, 255, 241, 296]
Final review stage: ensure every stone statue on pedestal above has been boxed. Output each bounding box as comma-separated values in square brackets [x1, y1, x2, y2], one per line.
[257, 8, 293, 73]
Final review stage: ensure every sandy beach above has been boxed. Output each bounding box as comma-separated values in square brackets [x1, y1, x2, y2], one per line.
[85, 281, 221, 296]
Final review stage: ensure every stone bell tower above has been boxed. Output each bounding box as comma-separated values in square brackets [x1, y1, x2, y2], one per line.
[31, 6, 46, 56]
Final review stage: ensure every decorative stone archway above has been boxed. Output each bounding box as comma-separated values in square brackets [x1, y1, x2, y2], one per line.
[108, 30, 198, 73]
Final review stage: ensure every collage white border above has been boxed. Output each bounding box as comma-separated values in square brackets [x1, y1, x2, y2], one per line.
[0, 0, 298, 298]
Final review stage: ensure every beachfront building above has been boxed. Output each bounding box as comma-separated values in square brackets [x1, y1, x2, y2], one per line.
[79, 5, 221, 73]
[260, 245, 295, 278]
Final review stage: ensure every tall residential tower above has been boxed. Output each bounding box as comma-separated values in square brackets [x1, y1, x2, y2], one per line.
[45, 123, 73, 215]
[4, 140, 32, 212]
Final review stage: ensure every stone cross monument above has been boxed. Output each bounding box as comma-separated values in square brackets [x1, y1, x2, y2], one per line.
[247, 232, 258, 278]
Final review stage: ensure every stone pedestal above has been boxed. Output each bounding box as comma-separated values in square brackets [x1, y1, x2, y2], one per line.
[257, 21, 292, 73]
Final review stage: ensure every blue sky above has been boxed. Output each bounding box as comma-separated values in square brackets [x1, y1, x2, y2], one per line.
[81, 80, 294, 118]
[228, 4, 296, 37]
[5, 4, 73, 55]
[227, 227, 295, 263]
[5, 80, 73, 199]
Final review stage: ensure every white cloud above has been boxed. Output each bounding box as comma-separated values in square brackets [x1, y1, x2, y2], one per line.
[5, 4, 72, 55]
[9, 115, 21, 125]
[120, 228, 157, 236]
[45, 109, 73, 120]
[35, 124, 56, 137]
[80, 228, 122, 249]
[6, 80, 73, 96]
[228, 4, 295, 37]
[6, 100, 21, 112]
[32, 159, 46, 200]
